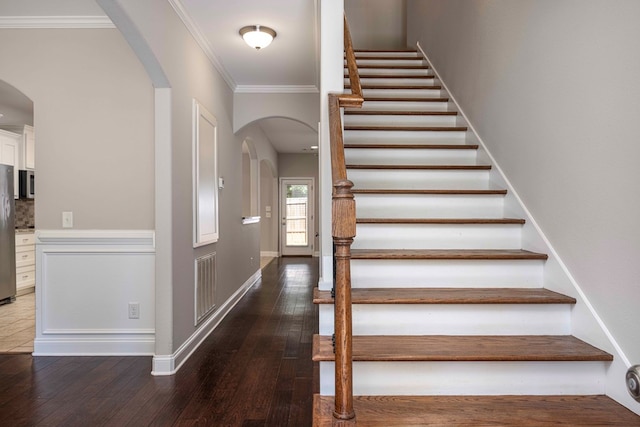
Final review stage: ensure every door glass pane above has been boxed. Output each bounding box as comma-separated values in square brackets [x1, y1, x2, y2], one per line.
[285, 184, 308, 246]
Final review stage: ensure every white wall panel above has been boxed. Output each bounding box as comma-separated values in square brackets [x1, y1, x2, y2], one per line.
[34, 230, 155, 355]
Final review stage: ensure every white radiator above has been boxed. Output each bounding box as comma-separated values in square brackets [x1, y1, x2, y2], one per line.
[195, 252, 217, 325]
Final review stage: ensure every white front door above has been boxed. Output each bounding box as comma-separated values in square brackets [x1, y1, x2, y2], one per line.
[280, 178, 314, 256]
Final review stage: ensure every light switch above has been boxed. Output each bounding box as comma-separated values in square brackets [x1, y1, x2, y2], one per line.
[62, 211, 73, 228]
[218, 177, 225, 189]
[266, 205, 271, 212]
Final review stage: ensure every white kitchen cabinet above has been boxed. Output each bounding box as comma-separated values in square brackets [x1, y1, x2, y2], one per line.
[1, 125, 35, 170]
[0, 129, 20, 198]
[15, 232, 35, 295]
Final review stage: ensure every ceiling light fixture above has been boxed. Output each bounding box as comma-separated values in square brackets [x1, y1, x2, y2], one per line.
[239, 25, 277, 50]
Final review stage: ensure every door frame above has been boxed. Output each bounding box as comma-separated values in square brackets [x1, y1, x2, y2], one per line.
[279, 177, 315, 256]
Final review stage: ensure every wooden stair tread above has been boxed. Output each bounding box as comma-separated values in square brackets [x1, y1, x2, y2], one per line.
[313, 287, 576, 305]
[346, 164, 490, 170]
[344, 110, 457, 116]
[313, 395, 640, 426]
[364, 97, 448, 102]
[345, 125, 467, 131]
[346, 84, 441, 89]
[356, 217, 524, 224]
[351, 249, 548, 260]
[352, 188, 507, 195]
[312, 335, 613, 362]
[344, 143, 477, 149]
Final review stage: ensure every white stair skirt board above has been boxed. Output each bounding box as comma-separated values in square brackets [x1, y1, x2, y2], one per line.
[354, 193, 505, 219]
[346, 169, 491, 190]
[353, 223, 523, 250]
[344, 115, 457, 127]
[34, 230, 156, 356]
[152, 269, 261, 375]
[319, 361, 607, 396]
[345, 148, 478, 166]
[350, 259, 544, 288]
[319, 304, 571, 336]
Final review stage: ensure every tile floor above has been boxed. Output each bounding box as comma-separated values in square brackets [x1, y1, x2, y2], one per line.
[0, 292, 34, 353]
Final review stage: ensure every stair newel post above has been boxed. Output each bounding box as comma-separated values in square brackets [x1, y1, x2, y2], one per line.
[332, 179, 356, 421]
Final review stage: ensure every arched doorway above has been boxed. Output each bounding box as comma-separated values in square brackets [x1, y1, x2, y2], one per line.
[0, 79, 35, 354]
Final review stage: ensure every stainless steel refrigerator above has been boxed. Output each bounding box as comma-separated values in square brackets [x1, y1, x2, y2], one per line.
[0, 164, 16, 304]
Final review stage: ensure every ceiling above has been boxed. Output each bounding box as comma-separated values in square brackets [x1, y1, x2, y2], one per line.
[178, 0, 318, 89]
[0, 0, 320, 153]
[175, 0, 320, 153]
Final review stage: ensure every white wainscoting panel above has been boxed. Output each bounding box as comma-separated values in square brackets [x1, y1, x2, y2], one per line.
[34, 230, 155, 355]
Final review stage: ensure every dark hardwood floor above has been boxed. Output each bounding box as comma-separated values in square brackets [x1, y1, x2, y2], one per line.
[0, 257, 319, 427]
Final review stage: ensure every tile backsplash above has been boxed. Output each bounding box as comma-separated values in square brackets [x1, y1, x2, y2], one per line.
[15, 199, 35, 229]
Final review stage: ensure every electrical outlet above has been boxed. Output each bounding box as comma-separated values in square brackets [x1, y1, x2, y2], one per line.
[128, 302, 140, 319]
[62, 211, 73, 228]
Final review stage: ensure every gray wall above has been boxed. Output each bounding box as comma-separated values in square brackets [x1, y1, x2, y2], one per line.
[0, 28, 154, 230]
[112, 0, 271, 351]
[279, 153, 319, 254]
[407, 0, 640, 364]
[345, 0, 407, 49]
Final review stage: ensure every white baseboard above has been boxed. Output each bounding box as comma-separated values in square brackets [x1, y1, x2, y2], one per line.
[151, 268, 262, 375]
[260, 251, 280, 258]
[33, 335, 155, 356]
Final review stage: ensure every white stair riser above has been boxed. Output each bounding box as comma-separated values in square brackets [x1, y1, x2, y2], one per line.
[354, 194, 505, 218]
[351, 59, 425, 67]
[319, 304, 571, 336]
[345, 148, 477, 165]
[351, 259, 544, 288]
[361, 88, 443, 98]
[344, 114, 458, 127]
[349, 68, 433, 77]
[347, 77, 436, 86]
[348, 169, 490, 190]
[359, 101, 450, 112]
[353, 223, 522, 249]
[345, 130, 467, 143]
[353, 52, 421, 58]
[319, 361, 606, 396]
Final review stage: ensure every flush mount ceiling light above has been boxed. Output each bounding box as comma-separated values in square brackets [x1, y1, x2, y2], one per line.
[239, 25, 277, 50]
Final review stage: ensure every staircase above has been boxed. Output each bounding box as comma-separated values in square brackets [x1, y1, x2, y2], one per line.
[313, 49, 640, 425]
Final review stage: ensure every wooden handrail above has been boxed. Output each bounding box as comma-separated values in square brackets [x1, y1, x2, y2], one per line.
[344, 14, 362, 98]
[328, 13, 363, 423]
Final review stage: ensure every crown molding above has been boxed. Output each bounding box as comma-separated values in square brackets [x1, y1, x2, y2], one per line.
[235, 85, 320, 94]
[0, 16, 115, 29]
[167, 0, 237, 91]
